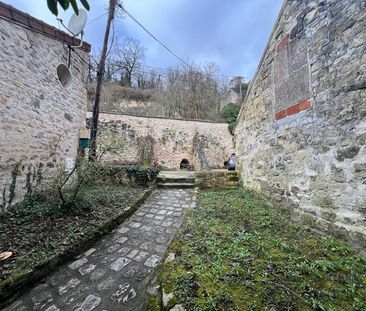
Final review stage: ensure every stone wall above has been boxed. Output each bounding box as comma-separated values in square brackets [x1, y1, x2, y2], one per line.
[235, 0, 366, 250]
[87, 112, 234, 170]
[195, 170, 239, 189]
[0, 7, 90, 210]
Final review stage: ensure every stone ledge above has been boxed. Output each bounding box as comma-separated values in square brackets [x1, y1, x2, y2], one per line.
[0, 189, 152, 308]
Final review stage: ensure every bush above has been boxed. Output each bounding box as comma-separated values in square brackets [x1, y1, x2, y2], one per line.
[220, 103, 241, 135]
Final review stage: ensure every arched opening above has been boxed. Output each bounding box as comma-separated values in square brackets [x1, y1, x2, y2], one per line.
[180, 159, 190, 170]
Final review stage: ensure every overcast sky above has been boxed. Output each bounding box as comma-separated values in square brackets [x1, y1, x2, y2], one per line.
[6, 0, 282, 79]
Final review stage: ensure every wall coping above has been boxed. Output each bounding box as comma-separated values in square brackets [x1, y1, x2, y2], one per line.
[0, 1, 91, 52]
[87, 110, 229, 125]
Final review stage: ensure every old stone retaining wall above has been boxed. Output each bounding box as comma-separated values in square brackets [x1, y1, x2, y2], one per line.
[235, 0, 366, 249]
[87, 112, 234, 170]
[0, 3, 90, 210]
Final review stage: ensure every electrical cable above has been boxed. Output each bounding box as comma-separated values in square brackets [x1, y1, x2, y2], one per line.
[118, 4, 190, 68]
[86, 12, 108, 26]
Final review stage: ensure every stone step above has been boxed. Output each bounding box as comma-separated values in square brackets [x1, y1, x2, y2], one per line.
[157, 177, 195, 184]
[157, 182, 195, 189]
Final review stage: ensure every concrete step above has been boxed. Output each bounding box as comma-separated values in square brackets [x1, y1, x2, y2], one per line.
[157, 182, 195, 189]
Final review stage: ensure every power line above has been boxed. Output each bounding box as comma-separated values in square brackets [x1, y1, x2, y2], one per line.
[117, 4, 190, 68]
[86, 12, 109, 26]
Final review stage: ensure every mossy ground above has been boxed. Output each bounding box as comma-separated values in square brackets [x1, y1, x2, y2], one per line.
[0, 185, 147, 285]
[159, 189, 366, 311]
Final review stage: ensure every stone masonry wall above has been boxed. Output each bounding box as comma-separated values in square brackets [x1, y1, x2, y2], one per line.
[87, 112, 234, 170]
[0, 16, 89, 210]
[235, 0, 366, 250]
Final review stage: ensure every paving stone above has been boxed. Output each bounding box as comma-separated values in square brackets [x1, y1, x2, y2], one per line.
[78, 264, 96, 276]
[134, 251, 149, 262]
[140, 242, 153, 250]
[97, 276, 116, 291]
[73, 294, 101, 311]
[154, 215, 164, 220]
[155, 227, 165, 234]
[89, 269, 106, 282]
[127, 249, 139, 259]
[145, 213, 154, 218]
[110, 257, 131, 271]
[84, 248, 96, 257]
[155, 245, 166, 253]
[2, 300, 26, 311]
[62, 285, 89, 305]
[116, 237, 128, 244]
[124, 266, 139, 278]
[116, 227, 129, 234]
[123, 288, 137, 303]
[107, 244, 120, 253]
[144, 255, 162, 268]
[129, 222, 142, 228]
[117, 246, 131, 255]
[32, 291, 53, 309]
[68, 258, 88, 270]
[157, 236, 169, 244]
[161, 221, 173, 227]
[141, 225, 152, 231]
[111, 283, 131, 303]
[59, 278, 80, 295]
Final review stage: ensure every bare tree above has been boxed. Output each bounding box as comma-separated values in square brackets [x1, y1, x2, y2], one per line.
[155, 62, 222, 120]
[115, 38, 145, 87]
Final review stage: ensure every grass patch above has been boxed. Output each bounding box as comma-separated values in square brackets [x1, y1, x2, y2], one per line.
[0, 185, 147, 285]
[160, 189, 366, 310]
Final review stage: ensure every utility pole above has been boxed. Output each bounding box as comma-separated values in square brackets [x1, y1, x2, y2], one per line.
[89, 0, 117, 161]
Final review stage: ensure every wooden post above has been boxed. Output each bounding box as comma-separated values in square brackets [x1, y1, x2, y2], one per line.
[89, 0, 117, 161]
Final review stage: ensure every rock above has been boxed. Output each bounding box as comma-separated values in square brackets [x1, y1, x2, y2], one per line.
[163, 290, 175, 307]
[164, 253, 175, 263]
[170, 304, 186, 311]
[44, 306, 60, 311]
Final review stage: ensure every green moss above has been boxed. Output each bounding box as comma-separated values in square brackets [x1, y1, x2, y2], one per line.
[147, 295, 161, 311]
[158, 189, 366, 310]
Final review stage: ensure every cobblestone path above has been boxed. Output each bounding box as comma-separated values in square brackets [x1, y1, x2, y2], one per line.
[4, 189, 195, 311]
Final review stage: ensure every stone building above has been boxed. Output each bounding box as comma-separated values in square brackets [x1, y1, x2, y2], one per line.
[235, 0, 366, 250]
[0, 2, 90, 209]
[88, 112, 234, 170]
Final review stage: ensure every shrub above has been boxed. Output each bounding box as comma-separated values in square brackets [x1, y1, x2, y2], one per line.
[220, 103, 241, 135]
